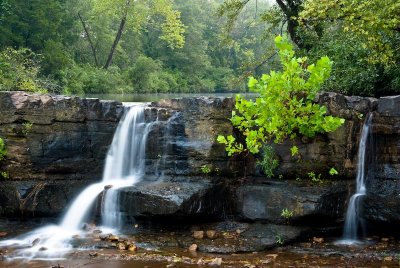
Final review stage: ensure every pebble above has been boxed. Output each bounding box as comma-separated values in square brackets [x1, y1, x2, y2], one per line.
[313, 237, 324, 243]
[193, 231, 204, 239]
[188, 244, 198, 252]
[206, 230, 217, 239]
[209, 257, 222, 266]
[127, 244, 138, 252]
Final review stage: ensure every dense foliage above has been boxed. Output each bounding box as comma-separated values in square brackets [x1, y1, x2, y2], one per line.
[218, 0, 400, 97]
[0, 48, 48, 92]
[0, 0, 398, 96]
[0, 0, 270, 94]
[217, 36, 344, 158]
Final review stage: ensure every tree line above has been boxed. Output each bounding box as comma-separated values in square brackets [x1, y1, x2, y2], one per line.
[0, 0, 398, 96]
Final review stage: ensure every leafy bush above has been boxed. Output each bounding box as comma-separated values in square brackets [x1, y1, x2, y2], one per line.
[281, 208, 294, 219]
[257, 145, 279, 178]
[0, 47, 47, 93]
[128, 56, 183, 93]
[0, 138, 6, 161]
[60, 64, 131, 95]
[218, 35, 344, 158]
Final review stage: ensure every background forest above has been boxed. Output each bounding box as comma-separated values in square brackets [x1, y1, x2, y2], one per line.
[0, 0, 399, 96]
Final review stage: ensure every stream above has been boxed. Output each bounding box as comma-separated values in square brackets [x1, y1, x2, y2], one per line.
[0, 219, 399, 267]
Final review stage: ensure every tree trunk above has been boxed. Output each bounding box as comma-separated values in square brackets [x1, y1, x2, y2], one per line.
[104, 17, 126, 69]
[78, 12, 99, 67]
[103, 0, 131, 69]
[275, 0, 303, 49]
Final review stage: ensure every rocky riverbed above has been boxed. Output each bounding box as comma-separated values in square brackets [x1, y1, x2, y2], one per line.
[0, 219, 399, 267]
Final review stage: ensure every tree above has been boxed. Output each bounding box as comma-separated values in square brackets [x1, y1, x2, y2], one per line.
[299, 0, 400, 65]
[81, 0, 185, 69]
[218, 0, 306, 48]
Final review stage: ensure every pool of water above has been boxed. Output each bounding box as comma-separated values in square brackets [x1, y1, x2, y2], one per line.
[1, 219, 399, 267]
[83, 93, 258, 102]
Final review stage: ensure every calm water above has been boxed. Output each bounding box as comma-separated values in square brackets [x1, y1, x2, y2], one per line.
[83, 93, 257, 102]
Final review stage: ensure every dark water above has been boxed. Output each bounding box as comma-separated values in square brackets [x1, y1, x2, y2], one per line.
[83, 93, 257, 103]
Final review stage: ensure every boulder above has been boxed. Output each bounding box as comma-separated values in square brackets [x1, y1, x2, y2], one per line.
[0, 180, 96, 216]
[118, 180, 227, 219]
[377, 95, 400, 117]
[363, 178, 400, 224]
[235, 181, 350, 223]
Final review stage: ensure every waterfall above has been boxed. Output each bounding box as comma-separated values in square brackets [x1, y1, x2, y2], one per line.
[0, 104, 150, 259]
[339, 114, 373, 244]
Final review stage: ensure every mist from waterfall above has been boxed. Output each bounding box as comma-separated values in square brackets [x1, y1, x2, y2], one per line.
[0, 105, 151, 259]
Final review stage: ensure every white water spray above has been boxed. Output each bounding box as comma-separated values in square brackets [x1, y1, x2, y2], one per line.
[0, 105, 150, 259]
[339, 114, 373, 244]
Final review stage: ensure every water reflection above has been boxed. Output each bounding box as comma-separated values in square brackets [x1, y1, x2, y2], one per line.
[83, 93, 258, 102]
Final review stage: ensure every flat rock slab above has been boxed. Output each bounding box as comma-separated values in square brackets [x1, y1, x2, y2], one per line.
[119, 180, 226, 218]
[236, 181, 350, 223]
[378, 95, 400, 117]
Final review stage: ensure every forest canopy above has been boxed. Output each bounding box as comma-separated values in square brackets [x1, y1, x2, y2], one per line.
[0, 0, 398, 96]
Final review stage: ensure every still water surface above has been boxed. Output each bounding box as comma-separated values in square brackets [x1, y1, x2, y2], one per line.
[83, 93, 257, 102]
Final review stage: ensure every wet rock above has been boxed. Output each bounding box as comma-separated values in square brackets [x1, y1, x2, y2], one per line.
[235, 181, 350, 223]
[127, 243, 138, 252]
[0, 180, 97, 216]
[108, 235, 119, 242]
[205, 230, 217, 239]
[32, 238, 40, 246]
[0, 91, 123, 217]
[363, 178, 400, 224]
[82, 223, 96, 231]
[378, 95, 400, 117]
[151, 97, 242, 177]
[193, 231, 204, 239]
[178, 222, 308, 253]
[312, 237, 324, 243]
[119, 181, 227, 219]
[116, 242, 126, 250]
[209, 257, 222, 266]
[188, 244, 198, 251]
[89, 252, 98, 257]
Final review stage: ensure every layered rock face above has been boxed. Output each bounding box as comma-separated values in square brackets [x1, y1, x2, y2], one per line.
[0, 91, 123, 216]
[363, 96, 400, 224]
[0, 91, 399, 240]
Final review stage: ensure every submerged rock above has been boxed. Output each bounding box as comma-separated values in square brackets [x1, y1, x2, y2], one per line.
[176, 222, 308, 253]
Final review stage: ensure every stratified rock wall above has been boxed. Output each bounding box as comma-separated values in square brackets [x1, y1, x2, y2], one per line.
[0, 91, 399, 230]
[0, 91, 123, 216]
[362, 96, 400, 224]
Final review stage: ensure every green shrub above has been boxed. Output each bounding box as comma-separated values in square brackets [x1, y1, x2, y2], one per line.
[60, 64, 131, 94]
[257, 145, 279, 178]
[0, 138, 6, 161]
[281, 208, 294, 219]
[0, 47, 47, 93]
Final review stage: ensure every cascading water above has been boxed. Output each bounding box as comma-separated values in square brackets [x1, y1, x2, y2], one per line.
[0, 104, 150, 259]
[339, 114, 373, 244]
